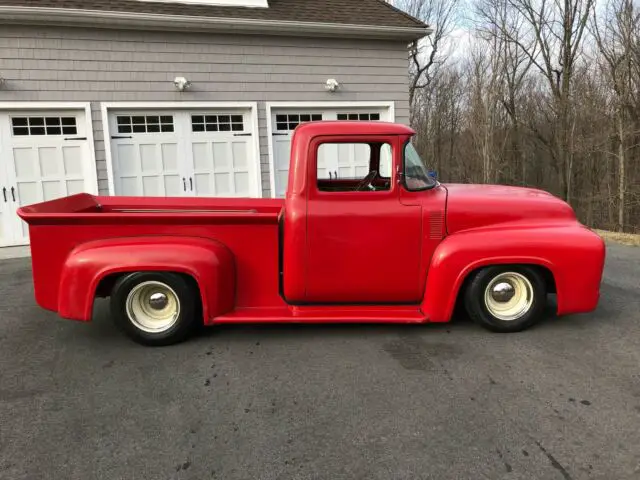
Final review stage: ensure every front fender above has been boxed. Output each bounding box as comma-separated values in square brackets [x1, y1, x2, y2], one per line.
[421, 224, 605, 322]
[58, 236, 235, 324]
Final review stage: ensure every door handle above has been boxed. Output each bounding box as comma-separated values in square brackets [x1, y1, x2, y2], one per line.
[190, 177, 193, 191]
[183, 178, 186, 192]
[2, 187, 6, 203]
[11, 187, 15, 202]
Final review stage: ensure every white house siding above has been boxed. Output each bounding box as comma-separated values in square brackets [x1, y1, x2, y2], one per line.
[0, 25, 411, 197]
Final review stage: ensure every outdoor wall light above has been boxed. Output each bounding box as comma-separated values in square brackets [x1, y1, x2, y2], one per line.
[325, 78, 340, 93]
[174, 76, 192, 92]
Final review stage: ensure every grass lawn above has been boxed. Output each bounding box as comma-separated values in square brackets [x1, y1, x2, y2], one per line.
[594, 229, 640, 247]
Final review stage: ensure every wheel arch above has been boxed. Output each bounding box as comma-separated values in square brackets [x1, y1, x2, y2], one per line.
[420, 227, 567, 322]
[57, 236, 235, 323]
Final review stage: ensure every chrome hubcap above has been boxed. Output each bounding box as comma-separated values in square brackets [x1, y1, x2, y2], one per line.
[491, 282, 516, 303]
[484, 272, 533, 321]
[125, 281, 180, 333]
[149, 292, 169, 310]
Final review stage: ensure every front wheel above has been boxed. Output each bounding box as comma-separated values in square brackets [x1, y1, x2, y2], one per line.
[463, 266, 546, 333]
[110, 272, 200, 346]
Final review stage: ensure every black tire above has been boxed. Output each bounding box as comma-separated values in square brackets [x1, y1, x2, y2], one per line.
[110, 271, 200, 346]
[463, 265, 546, 333]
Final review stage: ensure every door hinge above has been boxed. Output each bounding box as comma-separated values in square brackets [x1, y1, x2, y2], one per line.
[64, 137, 87, 141]
[111, 135, 133, 139]
[233, 133, 252, 137]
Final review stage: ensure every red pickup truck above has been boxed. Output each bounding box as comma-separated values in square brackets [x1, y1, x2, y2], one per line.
[18, 121, 605, 346]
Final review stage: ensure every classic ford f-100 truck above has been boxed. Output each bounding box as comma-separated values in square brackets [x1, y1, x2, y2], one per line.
[18, 121, 605, 346]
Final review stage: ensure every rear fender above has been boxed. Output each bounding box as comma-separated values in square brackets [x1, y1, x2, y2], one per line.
[422, 225, 605, 322]
[58, 236, 235, 324]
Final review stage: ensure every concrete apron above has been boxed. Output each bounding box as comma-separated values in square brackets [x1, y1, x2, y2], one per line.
[0, 246, 31, 260]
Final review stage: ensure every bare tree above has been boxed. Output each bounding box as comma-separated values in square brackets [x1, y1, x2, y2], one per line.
[488, 0, 595, 201]
[474, 0, 536, 184]
[393, 0, 460, 110]
[402, 0, 640, 230]
[592, 0, 640, 230]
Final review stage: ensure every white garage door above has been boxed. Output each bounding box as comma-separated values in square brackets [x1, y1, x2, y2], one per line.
[271, 109, 389, 198]
[0, 110, 94, 246]
[109, 110, 260, 198]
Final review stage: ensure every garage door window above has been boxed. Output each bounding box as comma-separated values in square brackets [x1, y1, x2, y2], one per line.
[11, 116, 77, 136]
[336, 113, 380, 121]
[192, 115, 244, 132]
[276, 113, 322, 131]
[117, 115, 174, 134]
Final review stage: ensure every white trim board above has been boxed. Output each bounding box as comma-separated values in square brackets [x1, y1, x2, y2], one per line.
[265, 101, 396, 198]
[100, 101, 262, 197]
[0, 101, 99, 197]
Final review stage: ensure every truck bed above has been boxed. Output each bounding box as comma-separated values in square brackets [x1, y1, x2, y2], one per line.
[18, 193, 283, 224]
[18, 193, 286, 319]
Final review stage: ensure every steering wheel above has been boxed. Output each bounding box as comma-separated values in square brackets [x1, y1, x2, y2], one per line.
[355, 170, 379, 191]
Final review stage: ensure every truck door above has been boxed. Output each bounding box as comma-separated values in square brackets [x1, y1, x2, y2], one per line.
[304, 135, 423, 304]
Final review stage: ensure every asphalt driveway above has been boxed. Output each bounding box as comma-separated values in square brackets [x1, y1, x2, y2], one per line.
[1, 243, 639, 480]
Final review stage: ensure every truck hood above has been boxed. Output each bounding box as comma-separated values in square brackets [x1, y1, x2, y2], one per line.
[443, 183, 577, 234]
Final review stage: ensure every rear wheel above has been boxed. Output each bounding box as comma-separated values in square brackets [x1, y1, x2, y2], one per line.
[110, 272, 199, 346]
[463, 265, 546, 333]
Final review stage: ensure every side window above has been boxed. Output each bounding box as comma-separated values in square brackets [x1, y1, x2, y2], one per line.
[316, 142, 392, 192]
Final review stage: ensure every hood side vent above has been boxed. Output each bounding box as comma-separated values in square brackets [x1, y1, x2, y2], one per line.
[429, 210, 444, 240]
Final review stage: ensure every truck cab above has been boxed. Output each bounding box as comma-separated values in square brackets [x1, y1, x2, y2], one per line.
[281, 121, 445, 305]
[18, 121, 606, 346]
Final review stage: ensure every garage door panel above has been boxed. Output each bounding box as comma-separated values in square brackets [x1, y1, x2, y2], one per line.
[215, 173, 231, 196]
[163, 175, 182, 196]
[113, 137, 183, 197]
[120, 177, 138, 196]
[62, 146, 84, 175]
[38, 147, 59, 176]
[234, 172, 250, 196]
[0, 108, 94, 246]
[191, 138, 252, 197]
[161, 144, 178, 171]
[116, 144, 137, 175]
[66, 179, 84, 195]
[110, 108, 260, 199]
[140, 144, 159, 173]
[211, 141, 229, 169]
[13, 148, 37, 178]
[232, 142, 248, 169]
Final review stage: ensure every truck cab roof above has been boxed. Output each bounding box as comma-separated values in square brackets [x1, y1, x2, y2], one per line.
[293, 120, 416, 137]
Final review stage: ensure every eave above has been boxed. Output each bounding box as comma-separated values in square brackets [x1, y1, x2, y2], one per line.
[0, 6, 432, 41]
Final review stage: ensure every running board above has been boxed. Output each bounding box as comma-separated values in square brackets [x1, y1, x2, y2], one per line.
[213, 306, 427, 324]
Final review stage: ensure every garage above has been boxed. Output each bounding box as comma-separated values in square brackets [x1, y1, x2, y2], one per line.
[104, 104, 261, 199]
[267, 103, 394, 197]
[0, 105, 97, 247]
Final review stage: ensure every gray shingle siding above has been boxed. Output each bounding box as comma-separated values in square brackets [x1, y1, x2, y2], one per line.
[0, 25, 410, 196]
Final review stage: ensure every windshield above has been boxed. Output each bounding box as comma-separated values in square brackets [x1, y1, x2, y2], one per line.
[403, 142, 436, 191]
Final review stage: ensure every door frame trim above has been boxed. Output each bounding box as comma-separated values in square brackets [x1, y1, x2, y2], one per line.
[265, 101, 395, 198]
[0, 101, 98, 247]
[100, 101, 261, 197]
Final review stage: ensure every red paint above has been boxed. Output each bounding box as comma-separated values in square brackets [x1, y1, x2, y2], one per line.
[18, 121, 605, 327]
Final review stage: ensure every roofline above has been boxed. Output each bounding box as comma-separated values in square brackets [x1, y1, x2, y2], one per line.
[0, 6, 433, 40]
